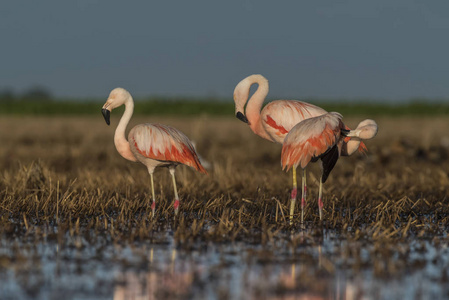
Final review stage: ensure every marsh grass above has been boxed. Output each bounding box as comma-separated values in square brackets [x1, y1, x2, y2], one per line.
[1, 115, 449, 247]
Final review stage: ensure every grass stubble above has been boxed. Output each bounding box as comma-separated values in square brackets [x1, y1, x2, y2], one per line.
[1, 115, 449, 298]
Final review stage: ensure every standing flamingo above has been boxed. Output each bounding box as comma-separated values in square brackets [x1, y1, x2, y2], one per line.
[233, 74, 377, 224]
[101, 88, 207, 216]
[281, 113, 378, 221]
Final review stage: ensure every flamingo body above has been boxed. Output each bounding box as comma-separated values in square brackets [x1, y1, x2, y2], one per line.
[129, 123, 207, 174]
[281, 112, 345, 171]
[259, 100, 328, 143]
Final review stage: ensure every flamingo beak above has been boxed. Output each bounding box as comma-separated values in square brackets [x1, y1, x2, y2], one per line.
[236, 111, 249, 124]
[102, 108, 110, 125]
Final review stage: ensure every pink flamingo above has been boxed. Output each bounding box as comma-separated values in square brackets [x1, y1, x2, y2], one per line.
[281, 113, 377, 221]
[233, 74, 377, 224]
[101, 88, 207, 216]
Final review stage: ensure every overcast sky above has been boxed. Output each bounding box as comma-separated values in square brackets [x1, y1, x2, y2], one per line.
[1, 0, 449, 100]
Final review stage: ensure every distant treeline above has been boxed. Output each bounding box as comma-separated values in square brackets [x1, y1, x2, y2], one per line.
[0, 86, 53, 101]
[0, 97, 449, 116]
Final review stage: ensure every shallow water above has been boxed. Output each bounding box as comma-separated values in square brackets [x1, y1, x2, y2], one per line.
[1, 227, 449, 300]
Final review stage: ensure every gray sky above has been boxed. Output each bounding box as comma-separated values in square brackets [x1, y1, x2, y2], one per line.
[1, 0, 449, 100]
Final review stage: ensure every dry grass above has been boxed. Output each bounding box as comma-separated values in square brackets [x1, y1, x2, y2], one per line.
[1, 115, 449, 246]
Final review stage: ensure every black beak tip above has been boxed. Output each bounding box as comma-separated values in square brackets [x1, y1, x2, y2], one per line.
[236, 112, 249, 124]
[102, 108, 110, 125]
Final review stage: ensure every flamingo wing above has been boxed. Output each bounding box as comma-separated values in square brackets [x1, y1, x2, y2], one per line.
[129, 124, 207, 174]
[261, 100, 328, 142]
[281, 112, 344, 171]
[320, 144, 339, 183]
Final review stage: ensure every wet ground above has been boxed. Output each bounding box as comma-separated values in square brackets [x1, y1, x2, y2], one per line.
[1, 224, 448, 300]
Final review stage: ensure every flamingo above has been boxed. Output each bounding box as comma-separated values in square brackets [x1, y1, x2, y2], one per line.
[101, 88, 207, 216]
[281, 113, 378, 221]
[233, 74, 377, 224]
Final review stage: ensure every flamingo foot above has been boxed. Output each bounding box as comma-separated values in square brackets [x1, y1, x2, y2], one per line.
[174, 199, 180, 216]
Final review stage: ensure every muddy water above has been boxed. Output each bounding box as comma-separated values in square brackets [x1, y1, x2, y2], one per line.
[1, 229, 448, 300]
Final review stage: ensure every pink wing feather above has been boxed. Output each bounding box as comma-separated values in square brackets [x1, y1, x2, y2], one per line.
[261, 100, 328, 143]
[281, 112, 344, 170]
[130, 124, 207, 174]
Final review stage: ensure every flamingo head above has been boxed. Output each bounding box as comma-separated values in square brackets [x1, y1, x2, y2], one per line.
[233, 81, 250, 124]
[346, 119, 378, 140]
[355, 119, 378, 140]
[102, 87, 131, 125]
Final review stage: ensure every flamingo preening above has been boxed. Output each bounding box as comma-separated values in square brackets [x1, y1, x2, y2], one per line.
[101, 88, 207, 216]
[234, 74, 378, 225]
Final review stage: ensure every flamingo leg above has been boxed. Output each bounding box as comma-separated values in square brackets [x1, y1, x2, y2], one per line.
[318, 176, 323, 220]
[289, 168, 298, 225]
[301, 169, 306, 227]
[150, 172, 156, 217]
[169, 167, 180, 215]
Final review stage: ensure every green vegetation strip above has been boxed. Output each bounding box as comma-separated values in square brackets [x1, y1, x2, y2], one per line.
[0, 98, 448, 116]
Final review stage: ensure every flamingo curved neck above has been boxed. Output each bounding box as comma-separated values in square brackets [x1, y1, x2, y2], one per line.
[114, 99, 138, 162]
[245, 76, 270, 139]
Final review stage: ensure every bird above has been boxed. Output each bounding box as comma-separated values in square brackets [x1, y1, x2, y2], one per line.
[281, 113, 378, 221]
[101, 88, 207, 216]
[233, 74, 377, 224]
